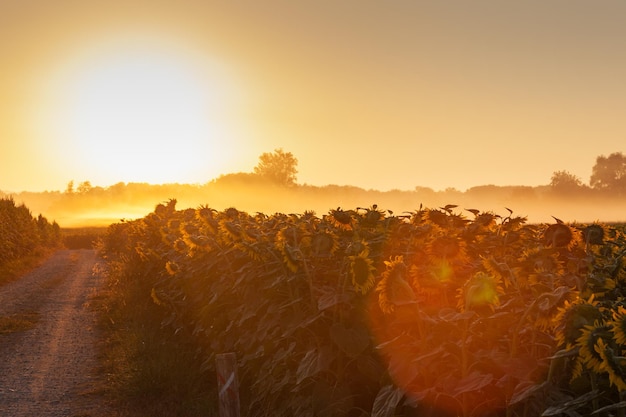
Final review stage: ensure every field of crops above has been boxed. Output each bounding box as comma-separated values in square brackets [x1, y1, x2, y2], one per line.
[0, 197, 61, 277]
[98, 199, 626, 417]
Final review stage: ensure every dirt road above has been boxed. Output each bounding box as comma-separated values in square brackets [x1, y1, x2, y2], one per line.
[0, 249, 113, 417]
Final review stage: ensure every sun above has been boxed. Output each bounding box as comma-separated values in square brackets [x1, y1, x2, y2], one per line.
[40, 35, 242, 186]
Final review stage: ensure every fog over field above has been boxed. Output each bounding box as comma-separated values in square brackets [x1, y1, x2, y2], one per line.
[4, 177, 625, 228]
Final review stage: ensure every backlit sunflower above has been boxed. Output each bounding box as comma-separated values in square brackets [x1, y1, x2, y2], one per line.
[327, 208, 354, 231]
[428, 235, 466, 259]
[576, 323, 612, 375]
[543, 223, 576, 248]
[611, 306, 626, 346]
[595, 338, 626, 391]
[219, 219, 242, 244]
[302, 231, 339, 258]
[275, 239, 300, 273]
[165, 260, 179, 276]
[554, 296, 603, 348]
[530, 286, 578, 331]
[376, 255, 416, 314]
[349, 249, 376, 294]
[457, 271, 503, 313]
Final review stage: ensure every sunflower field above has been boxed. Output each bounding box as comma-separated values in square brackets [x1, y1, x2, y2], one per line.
[0, 196, 61, 270]
[98, 199, 626, 417]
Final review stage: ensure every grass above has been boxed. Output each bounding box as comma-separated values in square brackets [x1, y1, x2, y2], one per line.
[0, 311, 40, 334]
[93, 264, 216, 417]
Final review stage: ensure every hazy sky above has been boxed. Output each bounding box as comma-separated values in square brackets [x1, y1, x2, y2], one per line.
[2, 1, 626, 193]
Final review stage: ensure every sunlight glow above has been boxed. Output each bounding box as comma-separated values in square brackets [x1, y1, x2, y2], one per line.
[42, 35, 242, 185]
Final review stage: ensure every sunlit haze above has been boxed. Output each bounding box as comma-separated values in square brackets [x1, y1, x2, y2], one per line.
[2, 1, 626, 194]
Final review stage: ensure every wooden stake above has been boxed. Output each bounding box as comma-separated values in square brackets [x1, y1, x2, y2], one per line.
[216, 352, 240, 417]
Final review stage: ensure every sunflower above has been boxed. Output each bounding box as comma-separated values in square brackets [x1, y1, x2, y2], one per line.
[165, 260, 180, 276]
[376, 255, 415, 314]
[595, 338, 626, 391]
[457, 271, 503, 313]
[275, 238, 300, 273]
[481, 256, 513, 288]
[554, 296, 603, 348]
[611, 306, 626, 346]
[429, 235, 465, 259]
[219, 219, 242, 244]
[328, 208, 354, 231]
[543, 223, 575, 248]
[576, 323, 612, 375]
[349, 249, 376, 294]
[304, 231, 339, 258]
[530, 286, 579, 331]
[582, 224, 605, 246]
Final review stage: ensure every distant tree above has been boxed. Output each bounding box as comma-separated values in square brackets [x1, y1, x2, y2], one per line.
[550, 170, 585, 195]
[65, 180, 75, 194]
[253, 148, 298, 186]
[590, 152, 626, 194]
[77, 181, 93, 194]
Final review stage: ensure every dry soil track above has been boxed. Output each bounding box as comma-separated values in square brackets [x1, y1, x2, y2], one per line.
[0, 249, 113, 417]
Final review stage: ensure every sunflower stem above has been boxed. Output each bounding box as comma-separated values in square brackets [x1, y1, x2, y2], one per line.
[590, 372, 600, 413]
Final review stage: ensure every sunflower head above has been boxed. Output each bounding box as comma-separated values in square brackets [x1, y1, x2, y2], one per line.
[582, 224, 605, 246]
[328, 208, 354, 230]
[308, 231, 339, 257]
[555, 297, 603, 347]
[457, 271, 503, 313]
[165, 260, 180, 276]
[611, 306, 626, 346]
[543, 223, 575, 248]
[429, 236, 466, 259]
[531, 286, 579, 331]
[376, 255, 415, 314]
[595, 338, 626, 391]
[349, 250, 376, 294]
[577, 323, 612, 374]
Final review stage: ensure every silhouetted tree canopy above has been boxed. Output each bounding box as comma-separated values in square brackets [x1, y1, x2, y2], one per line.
[550, 170, 584, 195]
[253, 148, 298, 186]
[590, 152, 626, 194]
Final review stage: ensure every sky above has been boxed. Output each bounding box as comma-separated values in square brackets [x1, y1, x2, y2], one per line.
[2, 0, 626, 193]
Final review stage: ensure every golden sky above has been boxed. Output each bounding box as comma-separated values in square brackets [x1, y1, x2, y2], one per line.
[2, 1, 626, 192]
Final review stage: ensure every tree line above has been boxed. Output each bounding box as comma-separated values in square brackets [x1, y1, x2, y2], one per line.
[550, 151, 626, 196]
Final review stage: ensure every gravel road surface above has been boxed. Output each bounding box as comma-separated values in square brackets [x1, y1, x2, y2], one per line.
[0, 249, 113, 417]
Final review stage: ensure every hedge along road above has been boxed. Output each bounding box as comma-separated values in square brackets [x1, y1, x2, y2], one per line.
[0, 249, 114, 417]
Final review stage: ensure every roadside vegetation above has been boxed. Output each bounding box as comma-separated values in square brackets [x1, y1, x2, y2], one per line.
[96, 199, 626, 416]
[0, 197, 62, 287]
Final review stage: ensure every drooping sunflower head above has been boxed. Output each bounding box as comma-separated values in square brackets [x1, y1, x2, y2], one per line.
[428, 235, 467, 260]
[611, 306, 626, 346]
[328, 208, 354, 231]
[543, 223, 576, 249]
[576, 323, 612, 374]
[457, 271, 503, 313]
[521, 247, 563, 274]
[219, 219, 242, 244]
[376, 255, 415, 314]
[349, 250, 377, 295]
[481, 256, 511, 288]
[165, 260, 180, 276]
[308, 231, 339, 257]
[582, 224, 605, 246]
[427, 258, 455, 287]
[594, 338, 626, 391]
[531, 286, 579, 331]
[555, 296, 603, 347]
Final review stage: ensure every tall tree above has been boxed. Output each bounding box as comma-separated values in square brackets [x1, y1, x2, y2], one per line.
[253, 148, 298, 186]
[590, 152, 626, 194]
[550, 170, 585, 195]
